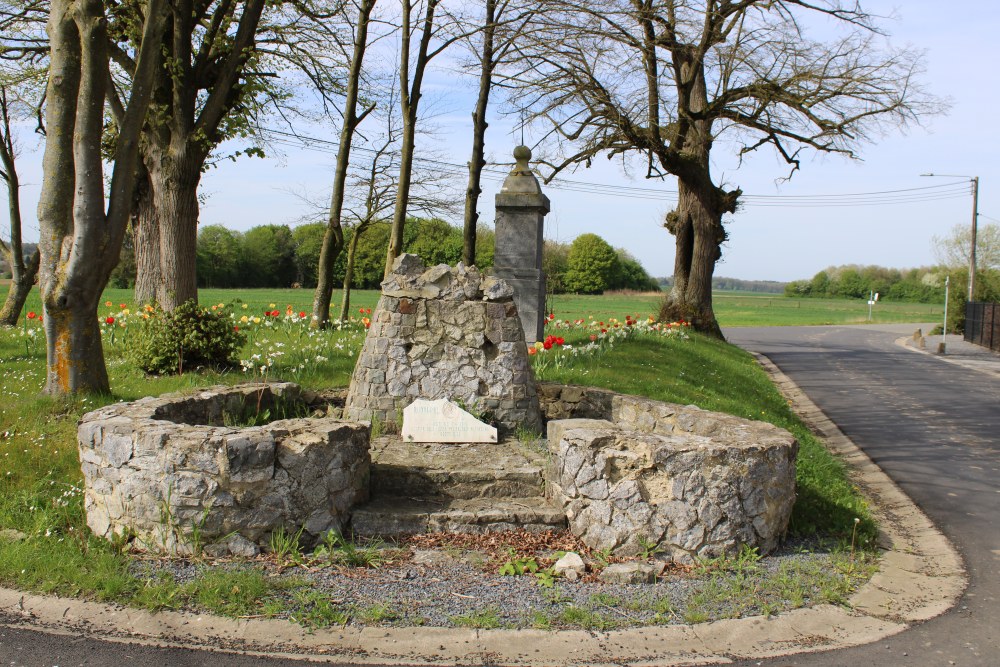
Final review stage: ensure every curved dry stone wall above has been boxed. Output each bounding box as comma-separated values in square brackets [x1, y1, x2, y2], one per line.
[544, 389, 798, 562]
[78, 383, 369, 556]
[344, 254, 542, 434]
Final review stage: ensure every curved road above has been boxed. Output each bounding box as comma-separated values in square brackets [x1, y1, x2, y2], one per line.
[726, 324, 999, 666]
[2, 324, 997, 666]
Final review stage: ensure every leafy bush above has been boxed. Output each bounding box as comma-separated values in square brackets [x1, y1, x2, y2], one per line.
[564, 233, 620, 294]
[130, 300, 245, 374]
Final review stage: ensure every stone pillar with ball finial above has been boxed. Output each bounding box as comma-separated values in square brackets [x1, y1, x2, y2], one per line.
[493, 145, 549, 343]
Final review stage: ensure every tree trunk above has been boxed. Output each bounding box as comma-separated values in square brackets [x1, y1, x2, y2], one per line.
[385, 0, 438, 279]
[339, 226, 363, 322]
[313, 226, 343, 326]
[684, 187, 725, 338]
[312, 0, 375, 329]
[658, 49, 735, 339]
[663, 208, 692, 307]
[0, 97, 39, 326]
[38, 0, 112, 395]
[660, 176, 728, 339]
[0, 248, 39, 326]
[37, 0, 167, 395]
[385, 113, 416, 277]
[463, 0, 496, 267]
[43, 296, 109, 393]
[137, 147, 201, 310]
[155, 159, 200, 310]
[132, 170, 160, 304]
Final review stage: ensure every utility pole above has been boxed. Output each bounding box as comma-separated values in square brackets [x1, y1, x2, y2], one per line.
[969, 177, 980, 300]
[921, 173, 980, 301]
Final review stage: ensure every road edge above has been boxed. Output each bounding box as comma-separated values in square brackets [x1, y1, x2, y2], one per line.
[751, 352, 967, 625]
[0, 354, 967, 666]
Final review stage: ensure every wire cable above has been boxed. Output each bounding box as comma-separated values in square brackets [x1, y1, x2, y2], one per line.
[262, 128, 975, 209]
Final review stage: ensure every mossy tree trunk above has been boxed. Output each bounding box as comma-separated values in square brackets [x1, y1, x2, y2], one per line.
[37, 0, 167, 394]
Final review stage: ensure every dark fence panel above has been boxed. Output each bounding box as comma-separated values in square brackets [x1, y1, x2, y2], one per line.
[965, 301, 1000, 352]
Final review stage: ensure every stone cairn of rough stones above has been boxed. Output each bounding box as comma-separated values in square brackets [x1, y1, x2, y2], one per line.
[344, 254, 542, 435]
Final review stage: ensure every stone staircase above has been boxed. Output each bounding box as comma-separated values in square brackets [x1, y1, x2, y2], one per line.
[349, 436, 567, 536]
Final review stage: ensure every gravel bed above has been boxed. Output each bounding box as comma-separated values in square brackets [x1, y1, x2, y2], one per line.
[127, 536, 875, 630]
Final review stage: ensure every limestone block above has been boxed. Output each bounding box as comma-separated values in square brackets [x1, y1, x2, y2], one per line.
[599, 562, 661, 584]
[554, 552, 586, 580]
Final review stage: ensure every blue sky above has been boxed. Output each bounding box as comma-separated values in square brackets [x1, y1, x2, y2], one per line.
[6, 1, 997, 282]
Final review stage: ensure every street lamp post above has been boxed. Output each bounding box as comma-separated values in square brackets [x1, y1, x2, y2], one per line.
[921, 173, 980, 300]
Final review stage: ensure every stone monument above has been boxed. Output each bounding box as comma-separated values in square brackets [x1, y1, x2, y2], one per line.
[344, 254, 543, 435]
[494, 146, 548, 343]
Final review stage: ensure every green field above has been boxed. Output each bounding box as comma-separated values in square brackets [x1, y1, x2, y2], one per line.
[547, 291, 941, 327]
[8, 287, 941, 329]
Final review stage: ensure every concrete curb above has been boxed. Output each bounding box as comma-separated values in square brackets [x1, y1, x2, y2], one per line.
[894, 336, 1000, 379]
[0, 356, 967, 666]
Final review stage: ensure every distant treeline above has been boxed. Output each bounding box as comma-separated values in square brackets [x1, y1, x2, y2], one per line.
[109, 220, 658, 294]
[784, 265, 946, 302]
[657, 276, 787, 294]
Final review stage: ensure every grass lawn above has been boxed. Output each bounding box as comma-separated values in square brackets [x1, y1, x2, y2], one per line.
[0, 286, 880, 626]
[547, 291, 941, 326]
[12, 286, 941, 330]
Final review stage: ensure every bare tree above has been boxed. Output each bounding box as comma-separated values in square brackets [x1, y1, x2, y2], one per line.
[340, 99, 459, 319]
[0, 0, 48, 68]
[312, 0, 378, 329]
[511, 0, 942, 337]
[0, 81, 40, 326]
[460, 0, 534, 267]
[37, 0, 167, 394]
[383, 0, 473, 277]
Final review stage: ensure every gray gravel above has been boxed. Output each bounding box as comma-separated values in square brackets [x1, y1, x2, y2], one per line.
[127, 537, 874, 630]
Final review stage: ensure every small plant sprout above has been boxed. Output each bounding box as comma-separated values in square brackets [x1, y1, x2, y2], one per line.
[269, 526, 306, 565]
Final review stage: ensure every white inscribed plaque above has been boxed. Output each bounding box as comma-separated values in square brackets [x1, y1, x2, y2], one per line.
[401, 398, 498, 443]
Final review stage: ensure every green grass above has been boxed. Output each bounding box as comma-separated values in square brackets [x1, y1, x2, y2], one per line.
[0, 286, 881, 625]
[8, 285, 939, 329]
[712, 293, 940, 327]
[557, 605, 618, 631]
[681, 546, 877, 623]
[546, 291, 940, 327]
[450, 607, 503, 629]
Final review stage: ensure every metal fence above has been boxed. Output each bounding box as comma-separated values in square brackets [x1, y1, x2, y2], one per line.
[965, 301, 1000, 352]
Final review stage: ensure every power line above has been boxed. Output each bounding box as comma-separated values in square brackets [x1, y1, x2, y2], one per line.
[262, 128, 974, 209]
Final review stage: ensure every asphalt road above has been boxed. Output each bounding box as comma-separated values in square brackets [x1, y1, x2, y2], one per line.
[725, 324, 999, 667]
[2, 323, 997, 666]
[0, 626, 322, 667]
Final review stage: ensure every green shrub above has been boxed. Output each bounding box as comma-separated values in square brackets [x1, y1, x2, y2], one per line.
[130, 300, 245, 374]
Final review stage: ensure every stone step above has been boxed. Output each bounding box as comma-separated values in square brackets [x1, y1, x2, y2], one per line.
[350, 495, 567, 537]
[369, 436, 549, 499]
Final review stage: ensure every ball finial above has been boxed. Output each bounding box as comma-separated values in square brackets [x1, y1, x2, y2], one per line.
[513, 145, 531, 171]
